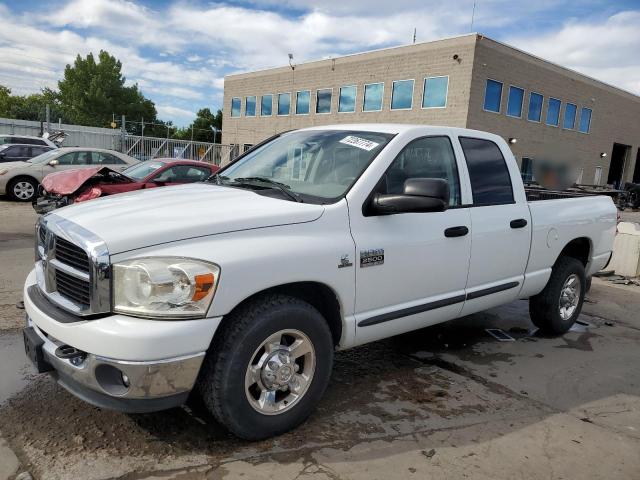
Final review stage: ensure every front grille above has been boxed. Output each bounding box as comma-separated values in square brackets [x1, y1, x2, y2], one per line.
[55, 269, 91, 306]
[55, 237, 90, 273]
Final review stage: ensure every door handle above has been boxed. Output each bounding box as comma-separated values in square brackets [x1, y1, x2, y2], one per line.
[510, 218, 528, 229]
[444, 226, 469, 237]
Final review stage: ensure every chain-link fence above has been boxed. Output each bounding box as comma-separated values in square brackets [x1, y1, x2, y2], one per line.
[0, 117, 239, 166]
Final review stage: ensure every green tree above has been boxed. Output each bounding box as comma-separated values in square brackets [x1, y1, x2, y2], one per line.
[56, 50, 157, 127]
[173, 108, 222, 142]
[0, 85, 64, 122]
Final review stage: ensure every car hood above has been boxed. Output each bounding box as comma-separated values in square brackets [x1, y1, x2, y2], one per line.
[42, 166, 129, 195]
[52, 183, 325, 253]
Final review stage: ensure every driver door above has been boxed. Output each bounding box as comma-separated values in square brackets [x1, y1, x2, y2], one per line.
[350, 136, 472, 345]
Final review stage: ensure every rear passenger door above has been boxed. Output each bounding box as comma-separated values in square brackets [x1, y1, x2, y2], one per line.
[457, 136, 531, 316]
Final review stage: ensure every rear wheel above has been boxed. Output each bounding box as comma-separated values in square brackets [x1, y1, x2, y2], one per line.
[8, 177, 38, 202]
[196, 294, 334, 440]
[529, 256, 586, 334]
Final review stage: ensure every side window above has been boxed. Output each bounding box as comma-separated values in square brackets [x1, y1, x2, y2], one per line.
[74, 151, 93, 165]
[459, 137, 514, 206]
[31, 146, 49, 156]
[55, 152, 76, 165]
[376, 136, 461, 206]
[94, 152, 125, 165]
[183, 167, 210, 181]
[12, 146, 30, 157]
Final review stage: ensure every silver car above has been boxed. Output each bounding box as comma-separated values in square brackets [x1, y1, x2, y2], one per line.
[0, 147, 139, 201]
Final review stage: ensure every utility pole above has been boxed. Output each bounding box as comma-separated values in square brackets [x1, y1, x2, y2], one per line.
[413, 28, 416, 44]
[120, 115, 126, 153]
[45, 104, 50, 133]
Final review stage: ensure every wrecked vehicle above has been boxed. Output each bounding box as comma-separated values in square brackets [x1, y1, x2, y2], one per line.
[33, 159, 220, 213]
[23, 125, 616, 440]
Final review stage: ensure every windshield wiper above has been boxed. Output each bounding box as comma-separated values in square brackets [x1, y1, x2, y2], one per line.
[231, 177, 303, 203]
[207, 173, 229, 185]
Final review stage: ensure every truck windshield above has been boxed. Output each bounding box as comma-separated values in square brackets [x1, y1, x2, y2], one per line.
[219, 130, 394, 203]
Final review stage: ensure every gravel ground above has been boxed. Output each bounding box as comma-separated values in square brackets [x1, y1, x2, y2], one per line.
[1, 199, 639, 480]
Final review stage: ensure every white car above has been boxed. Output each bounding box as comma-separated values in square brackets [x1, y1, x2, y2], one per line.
[0, 134, 58, 148]
[0, 147, 138, 201]
[23, 124, 616, 440]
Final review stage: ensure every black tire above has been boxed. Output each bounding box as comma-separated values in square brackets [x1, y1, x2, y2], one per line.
[196, 294, 334, 440]
[8, 176, 38, 202]
[529, 256, 586, 335]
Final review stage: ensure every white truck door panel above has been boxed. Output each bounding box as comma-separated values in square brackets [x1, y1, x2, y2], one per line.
[457, 136, 531, 316]
[349, 135, 472, 345]
[351, 208, 471, 345]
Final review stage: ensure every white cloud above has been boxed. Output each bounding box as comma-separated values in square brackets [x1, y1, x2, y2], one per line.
[507, 11, 640, 95]
[156, 105, 196, 124]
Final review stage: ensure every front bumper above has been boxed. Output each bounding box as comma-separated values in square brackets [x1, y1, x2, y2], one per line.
[25, 317, 203, 412]
[23, 269, 222, 413]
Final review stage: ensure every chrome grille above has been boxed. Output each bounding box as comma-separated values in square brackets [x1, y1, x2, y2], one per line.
[55, 237, 90, 273]
[35, 214, 111, 316]
[55, 269, 91, 306]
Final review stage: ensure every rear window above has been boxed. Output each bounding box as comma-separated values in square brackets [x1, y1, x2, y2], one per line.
[459, 137, 514, 206]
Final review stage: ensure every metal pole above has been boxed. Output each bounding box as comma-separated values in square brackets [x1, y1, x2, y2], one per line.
[470, 1, 477, 32]
[120, 115, 126, 153]
[45, 104, 50, 133]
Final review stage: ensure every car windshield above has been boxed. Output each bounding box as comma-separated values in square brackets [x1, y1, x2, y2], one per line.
[219, 130, 394, 203]
[28, 149, 60, 163]
[123, 160, 164, 180]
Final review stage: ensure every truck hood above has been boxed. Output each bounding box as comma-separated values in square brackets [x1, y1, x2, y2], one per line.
[52, 183, 325, 253]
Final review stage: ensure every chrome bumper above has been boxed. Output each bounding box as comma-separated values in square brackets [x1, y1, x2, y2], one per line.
[27, 316, 205, 413]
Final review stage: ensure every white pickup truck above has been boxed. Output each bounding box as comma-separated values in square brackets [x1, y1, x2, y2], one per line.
[23, 124, 616, 440]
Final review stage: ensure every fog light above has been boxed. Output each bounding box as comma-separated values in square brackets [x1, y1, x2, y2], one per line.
[122, 373, 130, 388]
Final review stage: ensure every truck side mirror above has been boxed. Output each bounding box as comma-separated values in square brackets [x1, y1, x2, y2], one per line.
[370, 178, 449, 215]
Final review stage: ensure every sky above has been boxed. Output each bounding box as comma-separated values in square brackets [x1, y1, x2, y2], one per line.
[1, 0, 639, 127]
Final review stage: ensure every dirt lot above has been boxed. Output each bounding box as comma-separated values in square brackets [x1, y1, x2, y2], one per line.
[1, 199, 639, 480]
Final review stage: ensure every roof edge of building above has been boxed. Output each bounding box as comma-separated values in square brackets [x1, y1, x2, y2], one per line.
[224, 32, 479, 81]
[477, 35, 640, 102]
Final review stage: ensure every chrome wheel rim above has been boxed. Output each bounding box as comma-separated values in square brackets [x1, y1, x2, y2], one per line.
[14, 181, 34, 200]
[245, 329, 315, 415]
[559, 274, 581, 321]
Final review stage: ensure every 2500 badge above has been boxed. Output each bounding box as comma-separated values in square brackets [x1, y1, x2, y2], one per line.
[360, 249, 384, 267]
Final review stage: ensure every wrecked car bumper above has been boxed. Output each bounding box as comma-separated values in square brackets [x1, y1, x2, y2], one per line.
[33, 195, 69, 214]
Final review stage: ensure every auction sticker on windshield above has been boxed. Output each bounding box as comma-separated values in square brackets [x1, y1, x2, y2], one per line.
[339, 136, 380, 151]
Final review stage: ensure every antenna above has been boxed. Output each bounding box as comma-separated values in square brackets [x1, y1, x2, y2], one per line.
[413, 28, 417, 44]
[470, 1, 477, 32]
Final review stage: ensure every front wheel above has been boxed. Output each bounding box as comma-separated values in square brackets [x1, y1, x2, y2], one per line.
[8, 177, 38, 202]
[529, 257, 586, 334]
[196, 294, 334, 440]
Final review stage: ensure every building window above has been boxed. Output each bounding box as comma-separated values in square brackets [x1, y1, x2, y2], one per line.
[296, 90, 310, 115]
[231, 97, 241, 117]
[528, 92, 543, 122]
[245, 96, 256, 117]
[338, 85, 357, 113]
[579, 107, 592, 133]
[260, 94, 273, 116]
[483, 79, 502, 113]
[506, 86, 524, 118]
[316, 88, 332, 114]
[563, 103, 576, 129]
[363, 82, 384, 111]
[277, 93, 291, 116]
[422, 76, 448, 109]
[391, 80, 414, 110]
[546, 97, 561, 126]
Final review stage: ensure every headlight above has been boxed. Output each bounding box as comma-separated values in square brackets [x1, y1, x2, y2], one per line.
[113, 257, 220, 319]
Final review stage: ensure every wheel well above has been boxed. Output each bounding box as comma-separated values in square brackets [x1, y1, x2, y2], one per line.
[558, 237, 591, 266]
[228, 282, 343, 346]
[8, 175, 38, 187]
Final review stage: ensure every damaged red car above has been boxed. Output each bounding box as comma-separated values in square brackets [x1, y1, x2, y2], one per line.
[34, 159, 220, 213]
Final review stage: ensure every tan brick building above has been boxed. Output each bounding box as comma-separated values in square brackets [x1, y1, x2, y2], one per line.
[223, 34, 640, 186]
